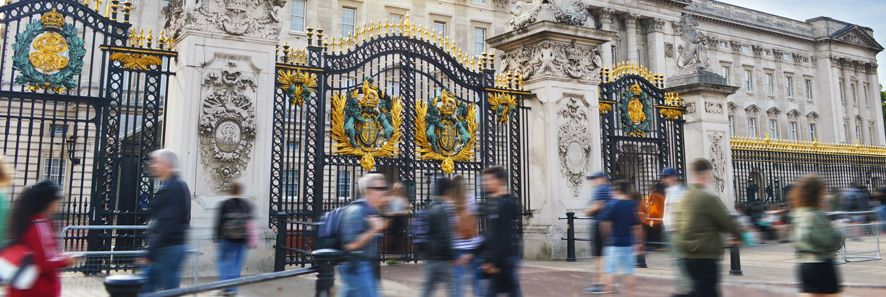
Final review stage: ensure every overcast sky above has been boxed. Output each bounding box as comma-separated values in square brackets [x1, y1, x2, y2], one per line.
[715, 0, 886, 90]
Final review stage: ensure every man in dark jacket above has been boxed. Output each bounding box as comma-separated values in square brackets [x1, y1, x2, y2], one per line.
[142, 149, 191, 293]
[420, 178, 457, 297]
[468, 166, 522, 297]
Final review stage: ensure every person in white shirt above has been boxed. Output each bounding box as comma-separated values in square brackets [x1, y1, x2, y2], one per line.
[660, 167, 690, 297]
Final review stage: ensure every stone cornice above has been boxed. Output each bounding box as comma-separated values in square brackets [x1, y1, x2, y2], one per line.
[687, 12, 812, 43]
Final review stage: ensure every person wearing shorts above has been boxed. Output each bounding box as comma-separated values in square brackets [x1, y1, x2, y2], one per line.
[598, 180, 642, 296]
[584, 172, 612, 294]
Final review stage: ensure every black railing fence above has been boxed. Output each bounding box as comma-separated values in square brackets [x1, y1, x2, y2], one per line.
[732, 137, 886, 207]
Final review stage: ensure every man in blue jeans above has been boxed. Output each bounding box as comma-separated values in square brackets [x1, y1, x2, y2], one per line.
[338, 173, 387, 297]
[142, 149, 191, 293]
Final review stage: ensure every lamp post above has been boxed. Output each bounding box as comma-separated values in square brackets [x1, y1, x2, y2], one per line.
[65, 133, 81, 165]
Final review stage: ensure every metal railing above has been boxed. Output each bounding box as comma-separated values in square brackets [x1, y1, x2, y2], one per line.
[105, 249, 342, 297]
[826, 210, 882, 264]
[559, 211, 743, 275]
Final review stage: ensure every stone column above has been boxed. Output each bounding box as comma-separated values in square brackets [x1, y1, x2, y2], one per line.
[625, 13, 639, 64]
[645, 18, 666, 74]
[161, 0, 284, 275]
[489, 22, 612, 260]
[667, 71, 739, 209]
[868, 63, 886, 145]
[598, 8, 614, 67]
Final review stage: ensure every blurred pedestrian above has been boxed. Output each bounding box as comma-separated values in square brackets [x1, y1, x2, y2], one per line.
[0, 155, 11, 246]
[599, 180, 643, 297]
[660, 167, 690, 297]
[874, 188, 886, 234]
[6, 180, 77, 297]
[583, 171, 611, 294]
[789, 175, 845, 297]
[214, 182, 256, 297]
[383, 182, 411, 264]
[142, 149, 192, 293]
[338, 173, 387, 297]
[452, 175, 485, 297]
[674, 159, 743, 297]
[420, 178, 457, 297]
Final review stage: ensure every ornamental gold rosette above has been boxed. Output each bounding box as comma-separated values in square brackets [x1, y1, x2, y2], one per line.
[416, 88, 478, 174]
[489, 92, 517, 124]
[11, 8, 86, 93]
[278, 69, 318, 107]
[330, 78, 402, 171]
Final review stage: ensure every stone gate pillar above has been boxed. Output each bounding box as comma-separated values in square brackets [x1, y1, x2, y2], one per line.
[667, 71, 739, 209]
[161, 0, 286, 274]
[489, 20, 613, 260]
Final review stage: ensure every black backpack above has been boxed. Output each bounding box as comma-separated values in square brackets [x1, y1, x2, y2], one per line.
[222, 199, 251, 241]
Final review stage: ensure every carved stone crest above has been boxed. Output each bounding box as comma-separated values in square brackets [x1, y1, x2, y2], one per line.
[558, 97, 593, 197]
[199, 59, 258, 191]
[704, 102, 723, 114]
[509, 0, 595, 30]
[664, 42, 674, 58]
[501, 40, 602, 81]
[162, 0, 286, 39]
[708, 131, 727, 194]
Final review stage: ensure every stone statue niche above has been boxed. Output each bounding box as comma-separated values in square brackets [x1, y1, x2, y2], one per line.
[509, 0, 596, 30]
[675, 14, 711, 72]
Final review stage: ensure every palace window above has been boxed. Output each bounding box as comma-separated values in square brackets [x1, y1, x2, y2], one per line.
[851, 83, 857, 105]
[43, 159, 65, 185]
[284, 170, 299, 198]
[790, 122, 797, 140]
[611, 46, 617, 65]
[809, 124, 816, 140]
[786, 76, 793, 97]
[290, 0, 306, 32]
[719, 41, 728, 49]
[474, 28, 486, 56]
[49, 123, 67, 136]
[741, 45, 751, 53]
[389, 14, 402, 23]
[721, 66, 729, 85]
[287, 141, 301, 151]
[782, 53, 791, 61]
[341, 7, 356, 36]
[748, 118, 757, 138]
[728, 116, 734, 137]
[856, 123, 862, 143]
[863, 84, 869, 106]
[744, 70, 752, 92]
[473, 0, 485, 3]
[337, 170, 351, 199]
[769, 120, 778, 138]
[765, 73, 773, 95]
[434, 21, 446, 36]
[805, 79, 812, 100]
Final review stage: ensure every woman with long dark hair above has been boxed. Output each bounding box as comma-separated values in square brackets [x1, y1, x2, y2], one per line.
[789, 175, 844, 297]
[7, 180, 75, 297]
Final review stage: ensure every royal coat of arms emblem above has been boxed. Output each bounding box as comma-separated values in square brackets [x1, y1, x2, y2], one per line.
[11, 9, 86, 93]
[416, 88, 478, 174]
[330, 78, 403, 171]
[619, 83, 654, 137]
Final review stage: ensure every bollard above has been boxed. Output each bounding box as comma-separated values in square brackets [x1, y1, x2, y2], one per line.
[635, 253, 647, 268]
[275, 212, 289, 272]
[103, 274, 146, 297]
[729, 244, 742, 276]
[566, 212, 577, 262]
[313, 249, 342, 297]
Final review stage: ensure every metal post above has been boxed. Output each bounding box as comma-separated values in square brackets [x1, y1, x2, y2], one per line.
[729, 244, 743, 276]
[275, 212, 289, 272]
[314, 249, 342, 297]
[104, 274, 146, 297]
[635, 253, 647, 268]
[566, 212, 577, 262]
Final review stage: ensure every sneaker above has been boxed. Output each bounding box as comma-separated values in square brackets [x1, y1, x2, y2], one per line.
[584, 285, 607, 294]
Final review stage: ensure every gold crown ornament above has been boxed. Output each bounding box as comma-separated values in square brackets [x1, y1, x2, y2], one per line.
[630, 82, 642, 96]
[358, 80, 380, 109]
[41, 9, 66, 30]
[438, 90, 458, 115]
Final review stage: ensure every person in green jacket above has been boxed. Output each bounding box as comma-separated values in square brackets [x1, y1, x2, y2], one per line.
[674, 159, 743, 297]
[789, 175, 845, 297]
[0, 155, 11, 245]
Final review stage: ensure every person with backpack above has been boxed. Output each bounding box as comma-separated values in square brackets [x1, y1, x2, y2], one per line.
[5, 180, 77, 297]
[214, 182, 256, 296]
[452, 175, 485, 297]
[338, 173, 387, 297]
[419, 178, 458, 297]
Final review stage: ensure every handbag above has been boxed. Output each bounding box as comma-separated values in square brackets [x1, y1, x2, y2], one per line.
[0, 242, 40, 290]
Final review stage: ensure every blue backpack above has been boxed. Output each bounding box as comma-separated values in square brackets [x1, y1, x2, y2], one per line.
[315, 201, 362, 251]
[408, 207, 431, 251]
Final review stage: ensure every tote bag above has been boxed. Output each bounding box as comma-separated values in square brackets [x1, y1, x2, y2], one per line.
[0, 243, 39, 290]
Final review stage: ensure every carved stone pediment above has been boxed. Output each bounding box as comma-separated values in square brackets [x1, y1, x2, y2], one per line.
[198, 56, 259, 191]
[509, 0, 595, 30]
[766, 106, 781, 117]
[786, 109, 801, 120]
[745, 104, 760, 117]
[831, 25, 885, 51]
[163, 0, 286, 39]
[557, 97, 593, 198]
[806, 111, 819, 122]
[500, 39, 603, 81]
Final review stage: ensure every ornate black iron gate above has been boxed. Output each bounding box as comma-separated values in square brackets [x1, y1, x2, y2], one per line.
[599, 63, 686, 191]
[270, 17, 530, 267]
[0, 1, 175, 273]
